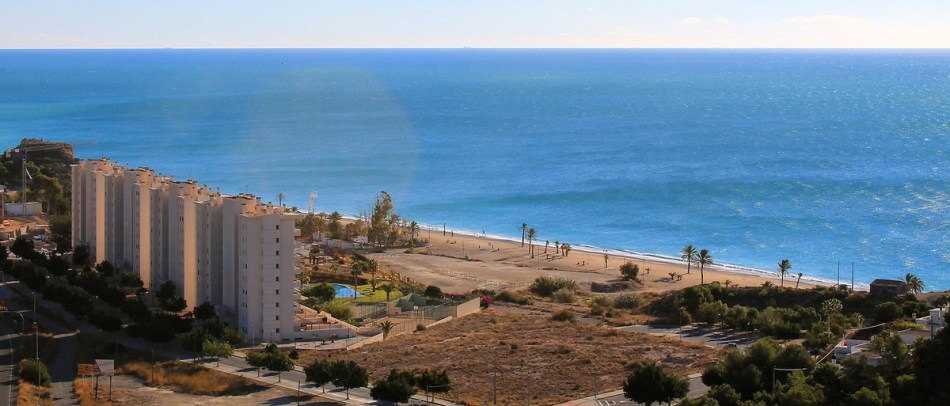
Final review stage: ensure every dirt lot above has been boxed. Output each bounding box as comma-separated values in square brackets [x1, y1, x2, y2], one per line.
[80, 374, 338, 406]
[298, 310, 719, 405]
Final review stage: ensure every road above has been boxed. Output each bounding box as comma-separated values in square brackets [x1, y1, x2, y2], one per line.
[0, 331, 19, 406]
[615, 324, 757, 350]
[0, 280, 80, 405]
[556, 374, 707, 406]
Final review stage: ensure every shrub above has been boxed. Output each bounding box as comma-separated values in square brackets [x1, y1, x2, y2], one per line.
[678, 307, 692, 325]
[696, 301, 729, 324]
[423, 285, 444, 299]
[321, 300, 354, 321]
[19, 359, 52, 387]
[875, 302, 902, 323]
[530, 276, 577, 297]
[591, 295, 612, 308]
[551, 309, 577, 323]
[495, 290, 533, 305]
[480, 295, 493, 307]
[396, 297, 414, 311]
[613, 293, 640, 310]
[370, 369, 417, 403]
[304, 283, 336, 304]
[416, 323, 427, 332]
[551, 288, 576, 303]
[409, 294, 428, 307]
[620, 262, 640, 281]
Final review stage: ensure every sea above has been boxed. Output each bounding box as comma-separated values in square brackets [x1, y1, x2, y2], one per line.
[1, 49, 947, 289]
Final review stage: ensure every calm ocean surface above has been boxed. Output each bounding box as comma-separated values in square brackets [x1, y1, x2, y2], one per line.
[1, 49, 947, 289]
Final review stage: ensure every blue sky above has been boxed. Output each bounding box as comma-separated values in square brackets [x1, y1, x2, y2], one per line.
[2, 1, 948, 48]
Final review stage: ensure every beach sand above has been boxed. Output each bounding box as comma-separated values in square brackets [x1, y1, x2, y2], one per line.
[369, 228, 827, 294]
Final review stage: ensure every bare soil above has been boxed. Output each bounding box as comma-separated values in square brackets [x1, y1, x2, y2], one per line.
[298, 310, 719, 405]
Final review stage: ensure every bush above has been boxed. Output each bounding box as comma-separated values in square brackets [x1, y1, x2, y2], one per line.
[620, 262, 640, 281]
[19, 359, 52, 387]
[423, 285, 444, 299]
[370, 369, 418, 403]
[551, 288, 576, 303]
[396, 298, 414, 312]
[613, 293, 640, 310]
[696, 301, 729, 324]
[678, 307, 693, 325]
[495, 290, 533, 305]
[551, 309, 577, 323]
[875, 302, 902, 323]
[409, 294, 428, 307]
[530, 276, 577, 297]
[321, 300, 354, 321]
[304, 283, 336, 304]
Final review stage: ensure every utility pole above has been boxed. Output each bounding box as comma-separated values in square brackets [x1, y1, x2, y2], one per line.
[851, 262, 855, 292]
[836, 261, 840, 286]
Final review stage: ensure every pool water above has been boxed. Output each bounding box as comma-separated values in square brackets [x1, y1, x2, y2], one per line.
[332, 284, 363, 299]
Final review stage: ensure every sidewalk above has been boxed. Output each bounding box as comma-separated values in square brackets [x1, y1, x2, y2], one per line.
[555, 389, 625, 406]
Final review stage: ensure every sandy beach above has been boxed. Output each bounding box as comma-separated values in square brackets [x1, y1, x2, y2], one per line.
[369, 227, 830, 294]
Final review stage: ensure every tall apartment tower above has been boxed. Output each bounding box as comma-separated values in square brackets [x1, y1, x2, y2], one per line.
[71, 159, 302, 342]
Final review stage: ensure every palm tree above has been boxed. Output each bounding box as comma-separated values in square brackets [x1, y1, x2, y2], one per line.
[378, 320, 397, 340]
[527, 228, 537, 258]
[381, 284, 395, 302]
[905, 273, 924, 294]
[681, 245, 697, 274]
[521, 223, 527, 247]
[409, 221, 419, 241]
[554, 240, 560, 255]
[778, 259, 792, 287]
[795, 272, 803, 289]
[544, 240, 549, 254]
[277, 192, 285, 207]
[696, 249, 713, 285]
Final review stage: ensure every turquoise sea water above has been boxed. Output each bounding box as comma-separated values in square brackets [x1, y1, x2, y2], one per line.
[1, 50, 947, 289]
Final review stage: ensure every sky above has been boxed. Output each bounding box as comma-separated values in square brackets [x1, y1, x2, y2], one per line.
[2, 1, 949, 49]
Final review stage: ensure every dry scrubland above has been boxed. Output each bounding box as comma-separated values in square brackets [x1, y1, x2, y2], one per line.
[119, 361, 264, 396]
[299, 310, 718, 405]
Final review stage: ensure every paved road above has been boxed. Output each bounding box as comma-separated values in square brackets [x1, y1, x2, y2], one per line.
[0, 332, 19, 406]
[616, 324, 756, 350]
[0, 281, 80, 405]
[557, 374, 707, 406]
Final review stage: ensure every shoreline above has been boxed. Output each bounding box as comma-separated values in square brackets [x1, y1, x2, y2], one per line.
[330, 213, 879, 293]
[410, 222, 867, 291]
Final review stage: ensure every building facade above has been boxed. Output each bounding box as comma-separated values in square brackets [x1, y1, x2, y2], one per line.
[71, 159, 303, 342]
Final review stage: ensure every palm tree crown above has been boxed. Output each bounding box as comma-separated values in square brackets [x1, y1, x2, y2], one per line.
[778, 259, 792, 287]
[905, 273, 924, 294]
[681, 245, 697, 274]
[697, 249, 713, 284]
[527, 228, 538, 257]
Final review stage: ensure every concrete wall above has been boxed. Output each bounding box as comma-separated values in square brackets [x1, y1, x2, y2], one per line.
[3, 202, 42, 216]
[453, 297, 482, 318]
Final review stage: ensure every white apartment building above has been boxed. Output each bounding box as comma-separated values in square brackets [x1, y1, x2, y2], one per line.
[71, 159, 303, 342]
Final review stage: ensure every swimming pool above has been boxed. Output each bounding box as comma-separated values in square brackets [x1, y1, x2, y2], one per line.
[332, 284, 363, 299]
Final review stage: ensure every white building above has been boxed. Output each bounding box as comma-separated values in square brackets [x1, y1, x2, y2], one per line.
[71, 159, 305, 342]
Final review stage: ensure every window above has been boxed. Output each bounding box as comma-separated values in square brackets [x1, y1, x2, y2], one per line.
[276, 225, 279, 230]
[276, 302, 279, 307]
[276, 264, 279, 269]
[275, 238, 279, 243]
[276, 315, 279, 320]
[275, 277, 279, 282]
[276, 251, 279, 256]
[276, 290, 279, 295]
[276, 328, 280, 333]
